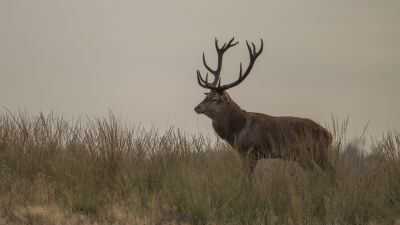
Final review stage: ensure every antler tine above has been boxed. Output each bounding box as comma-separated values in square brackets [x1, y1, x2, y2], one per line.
[197, 70, 206, 89]
[201, 53, 220, 86]
[197, 70, 212, 89]
[214, 38, 219, 51]
[257, 38, 264, 57]
[222, 37, 239, 51]
[246, 41, 253, 59]
[197, 70, 222, 91]
[222, 43, 227, 49]
[239, 62, 243, 77]
[202, 53, 214, 74]
[251, 42, 257, 55]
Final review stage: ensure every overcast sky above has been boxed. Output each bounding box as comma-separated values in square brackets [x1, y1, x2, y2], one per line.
[1, 0, 399, 139]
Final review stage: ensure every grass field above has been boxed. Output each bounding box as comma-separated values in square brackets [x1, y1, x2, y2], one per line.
[0, 111, 399, 225]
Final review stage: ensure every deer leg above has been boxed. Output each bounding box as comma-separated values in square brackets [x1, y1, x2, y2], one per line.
[317, 149, 336, 177]
[242, 148, 258, 175]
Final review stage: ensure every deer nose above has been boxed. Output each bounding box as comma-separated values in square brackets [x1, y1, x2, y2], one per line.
[194, 105, 202, 114]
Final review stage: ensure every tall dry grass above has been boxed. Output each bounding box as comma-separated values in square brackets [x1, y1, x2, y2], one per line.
[0, 111, 399, 225]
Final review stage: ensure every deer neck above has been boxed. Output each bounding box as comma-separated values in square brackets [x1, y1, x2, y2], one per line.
[211, 103, 246, 146]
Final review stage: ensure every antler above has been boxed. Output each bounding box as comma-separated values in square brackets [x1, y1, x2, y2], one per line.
[197, 37, 239, 87]
[197, 38, 263, 92]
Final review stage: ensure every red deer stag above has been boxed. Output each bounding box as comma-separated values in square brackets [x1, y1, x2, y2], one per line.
[194, 37, 333, 173]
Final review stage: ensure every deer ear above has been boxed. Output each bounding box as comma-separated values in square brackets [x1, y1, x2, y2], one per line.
[221, 94, 230, 103]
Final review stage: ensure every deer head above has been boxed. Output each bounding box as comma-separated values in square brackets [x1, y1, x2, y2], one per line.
[194, 37, 263, 119]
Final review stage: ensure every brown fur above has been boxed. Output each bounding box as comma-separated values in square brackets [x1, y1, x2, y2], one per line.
[195, 91, 333, 172]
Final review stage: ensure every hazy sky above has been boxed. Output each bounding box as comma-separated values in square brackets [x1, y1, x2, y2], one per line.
[1, 0, 399, 138]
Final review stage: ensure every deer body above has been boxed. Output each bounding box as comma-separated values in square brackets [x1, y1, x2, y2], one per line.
[194, 38, 332, 172]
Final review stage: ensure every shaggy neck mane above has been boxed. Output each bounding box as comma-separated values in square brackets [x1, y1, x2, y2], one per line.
[211, 100, 246, 146]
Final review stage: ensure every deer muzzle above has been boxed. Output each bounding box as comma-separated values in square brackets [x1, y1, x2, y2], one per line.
[194, 105, 204, 114]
